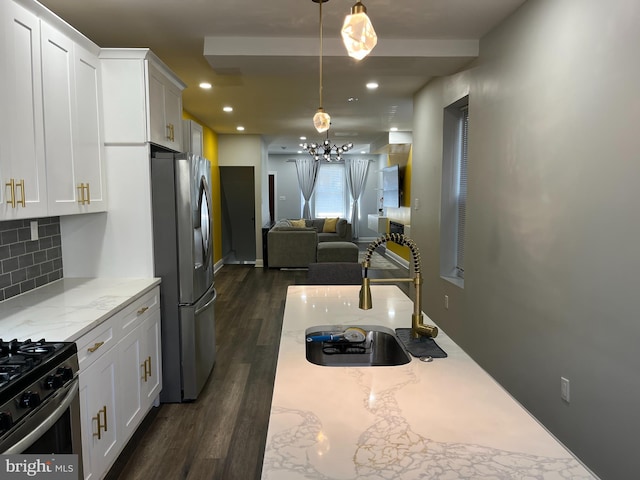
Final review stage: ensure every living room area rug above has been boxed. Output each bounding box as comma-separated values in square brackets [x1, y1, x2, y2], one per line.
[358, 250, 404, 270]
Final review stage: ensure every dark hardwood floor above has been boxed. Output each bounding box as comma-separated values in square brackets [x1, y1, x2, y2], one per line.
[107, 250, 409, 480]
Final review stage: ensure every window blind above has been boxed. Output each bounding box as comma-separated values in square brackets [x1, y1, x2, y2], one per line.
[314, 163, 346, 218]
[456, 107, 468, 278]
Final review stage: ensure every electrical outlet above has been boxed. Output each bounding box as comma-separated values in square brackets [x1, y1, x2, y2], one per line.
[560, 377, 570, 402]
[444, 295, 449, 310]
[30, 221, 38, 241]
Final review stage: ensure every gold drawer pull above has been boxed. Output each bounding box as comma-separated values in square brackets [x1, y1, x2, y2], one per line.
[87, 341, 104, 353]
[137, 306, 149, 315]
[92, 405, 107, 439]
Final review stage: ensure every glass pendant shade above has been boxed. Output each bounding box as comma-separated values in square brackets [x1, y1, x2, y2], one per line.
[341, 2, 377, 60]
[313, 108, 331, 133]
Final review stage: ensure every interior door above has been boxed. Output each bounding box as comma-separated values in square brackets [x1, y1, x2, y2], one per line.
[220, 166, 256, 264]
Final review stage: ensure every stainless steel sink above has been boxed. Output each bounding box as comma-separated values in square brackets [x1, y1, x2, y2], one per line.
[305, 325, 411, 367]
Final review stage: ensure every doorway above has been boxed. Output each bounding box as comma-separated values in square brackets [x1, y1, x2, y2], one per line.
[220, 166, 256, 264]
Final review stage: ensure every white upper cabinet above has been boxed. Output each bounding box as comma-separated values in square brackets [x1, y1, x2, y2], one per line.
[100, 49, 185, 151]
[183, 119, 204, 156]
[42, 23, 106, 215]
[0, 0, 106, 219]
[0, 1, 48, 220]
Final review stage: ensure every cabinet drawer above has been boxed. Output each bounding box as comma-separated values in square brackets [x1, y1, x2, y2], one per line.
[77, 318, 116, 370]
[118, 287, 160, 338]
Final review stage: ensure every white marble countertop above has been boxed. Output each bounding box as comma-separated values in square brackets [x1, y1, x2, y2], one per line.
[261, 285, 596, 479]
[0, 277, 160, 342]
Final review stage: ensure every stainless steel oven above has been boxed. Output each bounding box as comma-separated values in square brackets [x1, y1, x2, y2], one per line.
[0, 340, 82, 477]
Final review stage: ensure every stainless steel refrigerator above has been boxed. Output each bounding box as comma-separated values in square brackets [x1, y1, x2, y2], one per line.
[151, 150, 216, 402]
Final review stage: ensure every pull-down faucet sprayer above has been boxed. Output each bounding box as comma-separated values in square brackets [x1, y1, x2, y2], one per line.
[359, 233, 438, 339]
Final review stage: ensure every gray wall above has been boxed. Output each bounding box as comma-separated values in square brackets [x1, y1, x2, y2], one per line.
[267, 153, 384, 240]
[411, 1, 639, 479]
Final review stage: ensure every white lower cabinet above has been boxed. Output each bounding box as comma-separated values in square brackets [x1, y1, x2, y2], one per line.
[78, 287, 161, 480]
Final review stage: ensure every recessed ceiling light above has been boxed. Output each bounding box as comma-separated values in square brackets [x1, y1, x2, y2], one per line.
[390, 127, 398, 132]
[297, 150, 303, 154]
[236, 126, 245, 131]
[348, 97, 359, 102]
[223, 106, 233, 112]
[366, 82, 379, 90]
[360, 151, 366, 154]
[199, 82, 212, 89]
[300, 136, 307, 141]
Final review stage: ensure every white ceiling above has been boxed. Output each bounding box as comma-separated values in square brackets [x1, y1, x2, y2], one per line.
[39, 0, 526, 153]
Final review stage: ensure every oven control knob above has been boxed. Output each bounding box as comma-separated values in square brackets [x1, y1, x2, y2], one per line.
[45, 374, 64, 390]
[20, 391, 41, 408]
[0, 412, 12, 432]
[57, 366, 74, 382]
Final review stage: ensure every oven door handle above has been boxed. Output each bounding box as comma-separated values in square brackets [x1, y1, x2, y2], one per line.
[3, 377, 79, 455]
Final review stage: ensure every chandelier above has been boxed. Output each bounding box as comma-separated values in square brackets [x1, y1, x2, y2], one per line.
[301, 133, 354, 162]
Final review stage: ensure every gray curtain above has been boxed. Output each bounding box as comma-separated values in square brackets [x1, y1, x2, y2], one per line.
[294, 158, 320, 219]
[345, 158, 370, 238]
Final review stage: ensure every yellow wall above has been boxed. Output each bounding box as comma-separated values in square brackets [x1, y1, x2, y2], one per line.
[386, 146, 412, 260]
[182, 112, 222, 264]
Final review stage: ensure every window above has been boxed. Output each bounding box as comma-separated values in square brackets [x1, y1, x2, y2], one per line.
[440, 96, 469, 286]
[311, 163, 348, 218]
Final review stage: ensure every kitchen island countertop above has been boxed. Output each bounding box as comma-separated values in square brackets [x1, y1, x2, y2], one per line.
[261, 285, 596, 479]
[0, 277, 160, 342]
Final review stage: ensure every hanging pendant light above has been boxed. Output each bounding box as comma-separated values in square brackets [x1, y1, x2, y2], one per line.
[341, 1, 377, 61]
[313, 0, 330, 133]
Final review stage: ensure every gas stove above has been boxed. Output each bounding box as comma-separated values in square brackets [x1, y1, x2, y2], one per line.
[0, 338, 79, 440]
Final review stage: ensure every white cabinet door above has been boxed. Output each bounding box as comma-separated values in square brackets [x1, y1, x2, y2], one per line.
[148, 62, 183, 151]
[118, 304, 161, 442]
[0, 1, 47, 219]
[183, 119, 203, 156]
[141, 311, 162, 406]
[118, 328, 144, 442]
[43, 24, 106, 216]
[79, 350, 119, 480]
[69, 42, 106, 213]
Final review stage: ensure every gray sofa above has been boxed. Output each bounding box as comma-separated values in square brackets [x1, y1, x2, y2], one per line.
[267, 218, 352, 268]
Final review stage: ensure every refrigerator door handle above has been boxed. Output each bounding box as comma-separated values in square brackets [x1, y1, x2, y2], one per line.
[195, 288, 217, 315]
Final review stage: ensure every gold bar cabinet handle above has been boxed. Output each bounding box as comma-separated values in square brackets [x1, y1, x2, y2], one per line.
[146, 356, 152, 378]
[102, 405, 108, 432]
[16, 180, 25, 207]
[137, 306, 149, 315]
[5, 179, 16, 208]
[85, 183, 90, 204]
[92, 406, 107, 439]
[141, 360, 148, 382]
[87, 341, 104, 353]
[77, 183, 85, 204]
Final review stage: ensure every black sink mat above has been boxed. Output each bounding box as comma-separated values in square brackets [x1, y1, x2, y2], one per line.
[395, 328, 448, 358]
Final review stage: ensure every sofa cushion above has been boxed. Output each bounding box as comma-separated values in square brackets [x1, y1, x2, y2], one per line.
[306, 219, 325, 231]
[336, 218, 347, 237]
[323, 217, 338, 233]
[290, 219, 306, 228]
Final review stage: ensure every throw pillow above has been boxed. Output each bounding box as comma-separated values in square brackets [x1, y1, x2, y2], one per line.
[290, 219, 306, 228]
[336, 218, 347, 237]
[323, 217, 338, 233]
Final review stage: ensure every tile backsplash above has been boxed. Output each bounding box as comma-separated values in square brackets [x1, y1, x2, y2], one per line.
[0, 217, 63, 301]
